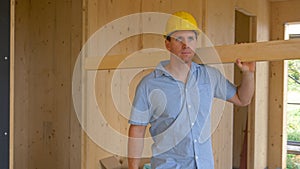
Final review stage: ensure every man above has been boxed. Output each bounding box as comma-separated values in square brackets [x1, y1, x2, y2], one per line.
[128, 11, 255, 169]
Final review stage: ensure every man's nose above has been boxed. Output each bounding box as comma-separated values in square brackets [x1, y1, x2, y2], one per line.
[181, 39, 188, 48]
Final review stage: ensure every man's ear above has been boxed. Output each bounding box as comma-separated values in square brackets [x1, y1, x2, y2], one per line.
[165, 39, 171, 50]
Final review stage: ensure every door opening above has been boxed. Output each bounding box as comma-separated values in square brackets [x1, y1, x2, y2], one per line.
[233, 9, 256, 169]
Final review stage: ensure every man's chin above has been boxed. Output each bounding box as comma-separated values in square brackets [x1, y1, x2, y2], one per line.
[181, 58, 193, 65]
[181, 56, 193, 63]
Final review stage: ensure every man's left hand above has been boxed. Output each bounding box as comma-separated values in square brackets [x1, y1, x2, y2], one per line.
[236, 59, 255, 72]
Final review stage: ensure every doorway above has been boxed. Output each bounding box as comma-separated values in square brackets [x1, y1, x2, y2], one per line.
[233, 9, 256, 169]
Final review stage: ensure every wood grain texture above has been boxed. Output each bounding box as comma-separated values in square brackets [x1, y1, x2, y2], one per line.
[85, 39, 300, 70]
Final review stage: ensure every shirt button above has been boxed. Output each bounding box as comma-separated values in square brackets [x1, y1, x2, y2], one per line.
[188, 105, 191, 108]
[195, 156, 198, 160]
[191, 122, 194, 126]
[194, 139, 197, 143]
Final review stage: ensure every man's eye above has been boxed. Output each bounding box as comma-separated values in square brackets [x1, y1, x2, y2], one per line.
[175, 37, 183, 42]
[188, 37, 195, 41]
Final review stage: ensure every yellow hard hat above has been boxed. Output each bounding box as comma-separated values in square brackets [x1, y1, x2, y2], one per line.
[165, 11, 200, 37]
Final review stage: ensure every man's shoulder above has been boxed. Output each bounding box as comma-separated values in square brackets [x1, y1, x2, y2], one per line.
[137, 70, 156, 86]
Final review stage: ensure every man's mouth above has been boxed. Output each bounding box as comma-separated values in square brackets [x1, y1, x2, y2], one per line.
[181, 51, 192, 55]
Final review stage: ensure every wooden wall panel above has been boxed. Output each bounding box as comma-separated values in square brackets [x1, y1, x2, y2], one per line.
[82, 0, 274, 169]
[269, 1, 300, 168]
[82, 1, 144, 168]
[14, 0, 82, 169]
[12, 0, 276, 169]
[205, 1, 235, 169]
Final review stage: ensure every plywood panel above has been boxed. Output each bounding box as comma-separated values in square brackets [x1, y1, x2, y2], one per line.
[205, 0, 235, 169]
[269, 1, 300, 168]
[14, 0, 82, 168]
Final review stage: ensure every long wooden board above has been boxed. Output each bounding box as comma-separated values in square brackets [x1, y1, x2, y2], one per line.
[84, 39, 300, 70]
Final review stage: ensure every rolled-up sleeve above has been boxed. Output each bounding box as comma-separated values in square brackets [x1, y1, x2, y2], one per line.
[209, 67, 237, 100]
[129, 81, 151, 126]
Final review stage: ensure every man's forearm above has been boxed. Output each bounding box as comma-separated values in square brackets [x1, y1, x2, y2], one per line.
[128, 138, 143, 169]
[128, 125, 146, 169]
[128, 157, 141, 169]
[237, 71, 255, 106]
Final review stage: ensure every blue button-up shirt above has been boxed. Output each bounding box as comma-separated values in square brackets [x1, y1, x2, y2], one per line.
[129, 60, 236, 169]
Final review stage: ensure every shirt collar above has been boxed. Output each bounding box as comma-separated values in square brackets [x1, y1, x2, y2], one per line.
[154, 60, 170, 78]
[154, 60, 201, 78]
[190, 62, 201, 73]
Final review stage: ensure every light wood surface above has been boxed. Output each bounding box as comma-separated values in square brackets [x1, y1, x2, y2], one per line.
[84, 39, 300, 70]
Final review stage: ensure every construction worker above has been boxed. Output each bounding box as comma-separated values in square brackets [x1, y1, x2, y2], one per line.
[128, 11, 255, 169]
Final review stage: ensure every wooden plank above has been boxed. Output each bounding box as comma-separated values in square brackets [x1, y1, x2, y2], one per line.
[249, 62, 269, 169]
[84, 39, 300, 70]
[10, 0, 15, 169]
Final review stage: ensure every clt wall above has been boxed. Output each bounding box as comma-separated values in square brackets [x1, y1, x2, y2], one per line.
[13, 0, 272, 169]
[14, 0, 82, 169]
[82, 0, 234, 169]
[82, 0, 270, 169]
[269, 1, 300, 168]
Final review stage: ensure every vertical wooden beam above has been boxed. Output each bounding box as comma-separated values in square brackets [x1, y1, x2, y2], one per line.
[10, 0, 15, 168]
[247, 62, 269, 169]
[268, 61, 287, 168]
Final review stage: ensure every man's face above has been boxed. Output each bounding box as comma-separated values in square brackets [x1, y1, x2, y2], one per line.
[165, 30, 197, 64]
